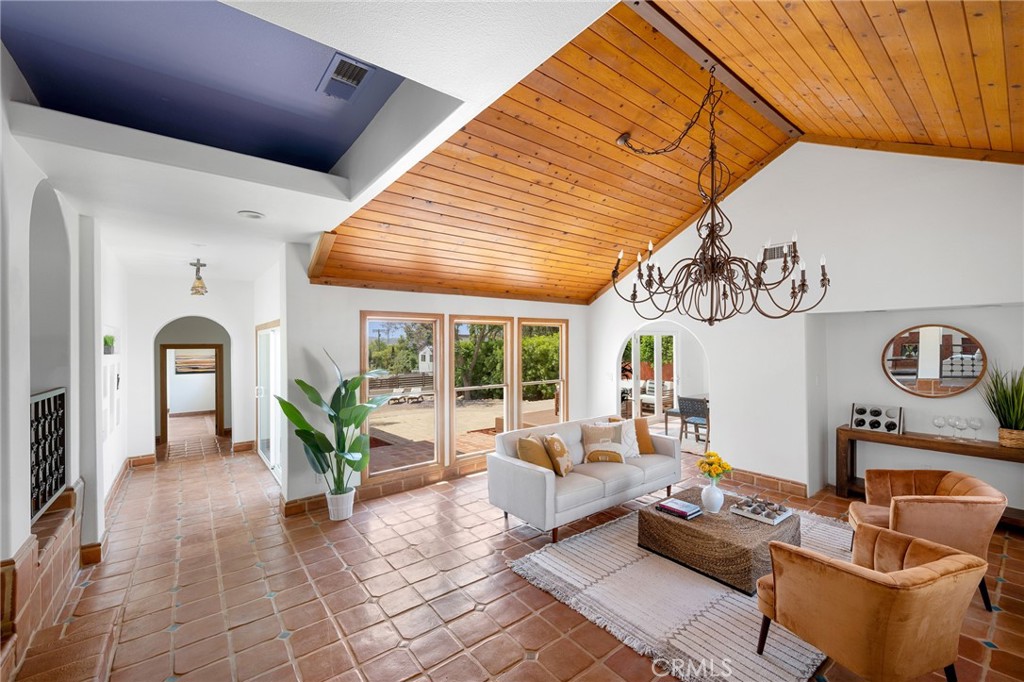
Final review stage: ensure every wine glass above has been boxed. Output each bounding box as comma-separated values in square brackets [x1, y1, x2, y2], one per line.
[932, 416, 946, 437]
[967, 417, 983, 440]
[953, 417, 968, 439]
[946, 414, 958, 437]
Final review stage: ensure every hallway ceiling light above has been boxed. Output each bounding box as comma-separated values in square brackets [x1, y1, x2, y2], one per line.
[610, 67, 830, 326]
[189, 258, 208, 296]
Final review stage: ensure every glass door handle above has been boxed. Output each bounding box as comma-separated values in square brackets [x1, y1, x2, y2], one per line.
[255, 386, 265, 398]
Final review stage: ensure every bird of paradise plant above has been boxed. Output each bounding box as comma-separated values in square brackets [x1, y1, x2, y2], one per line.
[275, 350, 390, 494]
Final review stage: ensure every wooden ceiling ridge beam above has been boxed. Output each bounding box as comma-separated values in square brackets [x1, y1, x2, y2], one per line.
[574, 16, 785, 155]
[629, 0, 802, 139]
[800, 134, 1024, 165]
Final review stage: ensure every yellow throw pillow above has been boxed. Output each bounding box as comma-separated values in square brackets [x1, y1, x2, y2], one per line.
[634, 418, 657, 454]
[542, 434, 573, 476]
[585, 450, 625, 463]
[581, 423, 628, 462]
[517, 435, 553, 471]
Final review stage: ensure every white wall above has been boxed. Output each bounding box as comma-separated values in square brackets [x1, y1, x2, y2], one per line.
[0, 46, 47, 557]
[282, 241, 590, 502]
[167, 349, 216, 413]
[588, 142, 1024, 492]
[824, 305, 1024, 506]
[99, 244, 127, 495]
[121, 274, 254, 456]
[253, 248, 283, 327]
[1, 45, 108, 551]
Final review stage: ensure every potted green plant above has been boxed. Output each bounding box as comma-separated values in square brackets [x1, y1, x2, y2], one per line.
[276, 351, 389, 520]
[981, 365, 1024, 447]
[103, 335, 116, 355]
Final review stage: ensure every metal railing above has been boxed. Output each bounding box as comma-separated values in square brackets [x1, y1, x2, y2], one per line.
[31, 387, 66, 521]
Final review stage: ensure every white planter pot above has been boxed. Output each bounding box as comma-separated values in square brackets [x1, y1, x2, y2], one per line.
[701, 479, 725, 514]
[325, 489, 356, 521]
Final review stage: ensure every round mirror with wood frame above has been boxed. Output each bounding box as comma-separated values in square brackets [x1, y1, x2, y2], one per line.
[881, 324, 987, 398]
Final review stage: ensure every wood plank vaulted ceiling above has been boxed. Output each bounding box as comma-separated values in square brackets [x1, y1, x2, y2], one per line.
[312, 1, 1023, 304]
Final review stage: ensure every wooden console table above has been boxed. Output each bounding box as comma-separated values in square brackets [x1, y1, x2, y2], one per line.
[835, 424, 1024, 527]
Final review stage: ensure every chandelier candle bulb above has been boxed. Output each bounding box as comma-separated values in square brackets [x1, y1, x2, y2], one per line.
[820, 255, 826, 266]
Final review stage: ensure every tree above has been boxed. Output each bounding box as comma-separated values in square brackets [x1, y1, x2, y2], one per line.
[521, 333, 560, 400]
[454, 324, 504, 398]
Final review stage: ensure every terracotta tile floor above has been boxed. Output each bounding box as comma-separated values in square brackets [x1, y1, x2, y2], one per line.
[24, 450, 1024, 682]
[167, 412, 216, 439]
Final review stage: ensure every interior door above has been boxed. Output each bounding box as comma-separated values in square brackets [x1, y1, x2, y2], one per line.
[256, 326, 281, 480]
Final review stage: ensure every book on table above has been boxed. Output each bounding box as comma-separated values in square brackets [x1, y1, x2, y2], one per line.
[656, 498, 702, 520]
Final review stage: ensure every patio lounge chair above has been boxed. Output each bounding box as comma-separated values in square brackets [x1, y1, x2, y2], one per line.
[387, 388, 407, 404]
[407, 387, 425, 403]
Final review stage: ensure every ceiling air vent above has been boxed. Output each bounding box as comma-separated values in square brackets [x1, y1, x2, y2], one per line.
[317, 52, 373, 102]
[764, 243, 790, 261]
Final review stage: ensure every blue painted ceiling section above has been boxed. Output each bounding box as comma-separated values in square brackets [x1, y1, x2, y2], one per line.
[0, 1, 405, 172]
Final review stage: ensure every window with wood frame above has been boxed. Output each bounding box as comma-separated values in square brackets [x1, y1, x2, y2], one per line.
[450, 317, 512, 459]
[362, 312, 443, 476]
[518, 319, 568, 428]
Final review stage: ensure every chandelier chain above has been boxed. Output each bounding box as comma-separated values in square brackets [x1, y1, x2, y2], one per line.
[619, 68, 719, 158]
[609, 67, 829, 326]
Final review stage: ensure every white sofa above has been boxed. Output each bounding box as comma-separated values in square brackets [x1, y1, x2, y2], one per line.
[488, 417, 682, 541]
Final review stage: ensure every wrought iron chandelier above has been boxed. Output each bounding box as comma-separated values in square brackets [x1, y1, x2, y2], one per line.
[610, 67, 830, 326]
[189, 258, 208, 296]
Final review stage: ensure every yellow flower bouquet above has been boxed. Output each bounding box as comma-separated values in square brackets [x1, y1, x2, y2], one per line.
[697, 451, 732, 482]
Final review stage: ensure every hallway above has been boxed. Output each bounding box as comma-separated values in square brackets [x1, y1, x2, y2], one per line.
[162, 413, 229, 460]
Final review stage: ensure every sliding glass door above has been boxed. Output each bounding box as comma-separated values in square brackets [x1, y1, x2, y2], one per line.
[256, 324, 282, 480]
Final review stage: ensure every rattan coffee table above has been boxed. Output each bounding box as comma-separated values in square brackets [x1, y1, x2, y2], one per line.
[637, 487, 800, 595]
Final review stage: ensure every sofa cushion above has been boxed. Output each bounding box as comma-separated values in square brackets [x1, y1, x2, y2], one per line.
[554, 473, 605, 513]
[756, 573, 775, 620]
[516, 435, 554, 472]
[581, 423, 629, 461]
[572, 462, 644, 496]
[542, 434, 573, 476]
[634, 419, 657, 454]
[848, 501, 891, 531]
[624, 454, 677, 483]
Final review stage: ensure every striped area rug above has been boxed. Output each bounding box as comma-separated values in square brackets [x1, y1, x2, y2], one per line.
[509, 501, 852, 682]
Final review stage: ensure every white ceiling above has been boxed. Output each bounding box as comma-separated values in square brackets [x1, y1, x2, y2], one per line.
[5, 1, 615, 282]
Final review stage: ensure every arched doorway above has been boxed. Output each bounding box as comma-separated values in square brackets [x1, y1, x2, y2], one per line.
[615, 321, 709, 451]
[29, 181, 72, 519]
[154, 317, 232, 455]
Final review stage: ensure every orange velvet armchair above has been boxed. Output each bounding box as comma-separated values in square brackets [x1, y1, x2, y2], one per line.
[756, 524, 987, 682]
[847, 469, 1006, 610]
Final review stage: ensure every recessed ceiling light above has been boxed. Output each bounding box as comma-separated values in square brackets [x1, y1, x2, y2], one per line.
[237, 210, 264, 220]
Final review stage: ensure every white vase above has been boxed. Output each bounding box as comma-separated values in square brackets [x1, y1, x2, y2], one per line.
[325, 489, 355, 521]
[701, 479, 724, 514]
